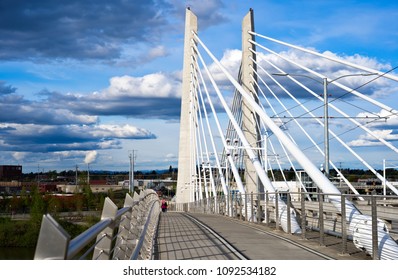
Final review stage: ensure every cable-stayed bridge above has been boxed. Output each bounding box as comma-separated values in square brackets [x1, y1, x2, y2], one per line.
[34, 8, 398, 261]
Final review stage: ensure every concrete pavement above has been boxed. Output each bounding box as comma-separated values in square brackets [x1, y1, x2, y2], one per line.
[154, 212, 372, 260]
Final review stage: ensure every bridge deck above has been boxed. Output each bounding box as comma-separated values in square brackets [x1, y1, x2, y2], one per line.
[154, 212, 372, 260]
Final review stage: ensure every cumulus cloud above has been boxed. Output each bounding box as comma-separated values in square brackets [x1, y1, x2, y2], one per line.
[355, 109, 398, 129]
[348, 129, 398, 147]
[0, 123, 156, 153]
[0, 88, 99, 125]
[347, 109, 398, 147]
[0, 81, 17, 95]
[105, 73, 181, 98]
[0, 0, 172, 62]
[346, 109, 398, 147]
[42, 72, 184, 119]
[12, 152, 27, 161]
[167, 0, 228, 29]
[84, 151, 98, 164]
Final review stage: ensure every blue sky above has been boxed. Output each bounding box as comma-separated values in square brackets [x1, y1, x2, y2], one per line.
[0, 0, 397, 173]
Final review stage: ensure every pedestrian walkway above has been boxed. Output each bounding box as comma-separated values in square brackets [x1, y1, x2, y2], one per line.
[154, 212, 241, 260]
[154, 212, 372, 260]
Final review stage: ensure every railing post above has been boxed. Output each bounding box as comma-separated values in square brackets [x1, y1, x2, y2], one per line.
[226, 193, 229, 216]
[245, 193, 248, 221]
[251, 192, 254, 222]
[318, 192, 325, 246]
[34, 214, 70, 260]
[256, 192, 261, 224]
[93, 197, 118, 260]
[233, 193, 237, 219]
[371, 193, 379, 260]
[275, 191, 279, 230]
[287, 192, 291, 234]
[301, 191, 306, 239]
[340, 194, 347, 255]
[230, 193, 233, 217]
[265, 191, 269, 226]
[239, 193, 243, 220]
[112, 193, 135, 260]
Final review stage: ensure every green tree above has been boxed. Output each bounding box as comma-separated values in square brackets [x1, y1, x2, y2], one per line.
[30, 187, 45, 228]
[47, 196, 61, 216]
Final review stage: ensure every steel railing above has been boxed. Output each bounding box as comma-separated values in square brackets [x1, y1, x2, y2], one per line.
[173, 190, 398, 260]
[34, 189, 160, 260]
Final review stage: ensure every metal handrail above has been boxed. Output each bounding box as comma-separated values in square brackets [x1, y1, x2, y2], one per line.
[182, 190, 398, 260]
[68, 218, 113, 259]
[130, 199, 160, 260]
[34, 189, 161, 260]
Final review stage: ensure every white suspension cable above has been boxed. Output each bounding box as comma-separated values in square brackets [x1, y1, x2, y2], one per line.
[250, 76, 313, 200]
[193, 31, 361, 221]
[250, 39, 398, 119]
[195, 83, 210, 199]
[192, 47, 245, 195]
[250, 44, 398, 156]
[249, 60, 361, 198]
[193, 91, 204, 200]
[253, 51, 398, 196]
[193, 38, 276, 194]
[191, 54, 228, 196]
[194, 32, 304, 233]
[249, 31, 398, 83]
[191, 57, 218, 200]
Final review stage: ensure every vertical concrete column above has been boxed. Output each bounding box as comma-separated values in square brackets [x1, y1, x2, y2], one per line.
[176, 8, 198, 204]
[241, 9, 263, 195]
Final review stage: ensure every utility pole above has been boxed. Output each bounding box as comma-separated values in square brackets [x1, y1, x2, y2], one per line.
[75, 165, 79, 193]
[323, 78, 330, 178]
[129, 150, 137, 193]
[87, 163, 90, 186]
[37, 164, 40, 188]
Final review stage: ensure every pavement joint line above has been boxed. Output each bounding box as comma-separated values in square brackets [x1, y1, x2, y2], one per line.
[183, 213, 249, 260]
[192, 213, 336, 260]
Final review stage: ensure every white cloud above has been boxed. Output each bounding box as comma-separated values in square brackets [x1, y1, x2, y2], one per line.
[202, 48, 395, 100]
[104, 73, 181, 98]
[355, 109, 398, 128]
[92, 124, 155, 139]
[208, 49, 242, 86]
[148, 46, 168, 60]
[348, 129, 398, 147]
[12, 152, 27, 161]
[84, 150, 98, 164]
[348, 139, 384, 147]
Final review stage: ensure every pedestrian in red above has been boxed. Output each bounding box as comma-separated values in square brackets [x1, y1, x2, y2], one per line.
[161, 199, 168, 213]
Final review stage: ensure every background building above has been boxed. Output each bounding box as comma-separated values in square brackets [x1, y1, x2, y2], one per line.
[0, 165, 22, 181]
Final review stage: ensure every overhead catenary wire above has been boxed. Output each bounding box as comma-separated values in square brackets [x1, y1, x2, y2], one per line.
[249, 57, 364, 198]
[251, 50, 398, 196]
[249, 31, 398, 84]
[249, 44, 398, 156]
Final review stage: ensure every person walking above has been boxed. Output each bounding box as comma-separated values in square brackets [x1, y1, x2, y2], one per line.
[161, 199, 168, 213]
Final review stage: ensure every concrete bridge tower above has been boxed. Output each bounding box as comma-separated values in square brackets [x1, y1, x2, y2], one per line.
[240, 9, 263, 195]
[176, 8, 197, 204]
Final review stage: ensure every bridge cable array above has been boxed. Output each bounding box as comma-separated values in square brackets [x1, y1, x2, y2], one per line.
[184, 19, 398, 258]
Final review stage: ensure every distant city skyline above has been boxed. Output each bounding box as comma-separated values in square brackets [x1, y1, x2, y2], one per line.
[1, 0, 397, 173]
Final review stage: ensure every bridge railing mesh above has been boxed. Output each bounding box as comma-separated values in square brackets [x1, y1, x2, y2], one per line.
[174, 191, 398, 260]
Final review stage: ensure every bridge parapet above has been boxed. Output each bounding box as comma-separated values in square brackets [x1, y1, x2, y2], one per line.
[34, 189, 160, 260]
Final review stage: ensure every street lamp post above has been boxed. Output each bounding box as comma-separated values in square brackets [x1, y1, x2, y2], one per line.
[128, 150, 137, 193]
[273, 72, 377, 178]
[322, 77, 330, 178]
[383, 159, 398, 198]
